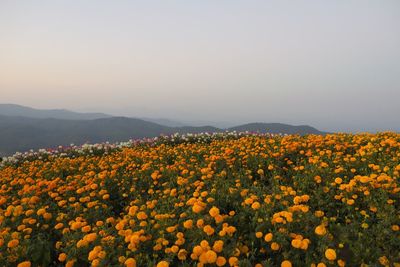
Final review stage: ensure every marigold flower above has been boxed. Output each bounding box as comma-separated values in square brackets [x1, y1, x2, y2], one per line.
[228, 257, 239, 266]
[325, 248, 337, 260]
[281, 260, 292, 267]
[271, 242, 280, 251]
[315, 225, 327, 235]
[136, 211, 148, 220]
[213, 240, 224, 252]
[264, 233, 273, 242]
[58, 253, 67, 262]
[156, 260, 169, 267]
[209, 206, 220, 217]
[216, 256, 227, 266]
[205, 250, 217, 263]
[7, 239, 19, 248]
[17, 261, 31, 267]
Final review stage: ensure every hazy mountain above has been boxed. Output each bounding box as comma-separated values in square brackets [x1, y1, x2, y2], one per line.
[0, 116, 326, 157]
[228, 123, 324, 135]
[0, 115, 222, 156]
[140, 117, 187, 127]
[0, 105, 327, 157]
[0, 104, 111, 120]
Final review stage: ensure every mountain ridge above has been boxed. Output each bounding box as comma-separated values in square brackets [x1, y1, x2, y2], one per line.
[0, 104, 326, 157]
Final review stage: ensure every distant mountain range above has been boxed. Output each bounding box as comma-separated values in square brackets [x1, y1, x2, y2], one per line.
[0, 103, 111, 120]
[0, 104, 326, 156]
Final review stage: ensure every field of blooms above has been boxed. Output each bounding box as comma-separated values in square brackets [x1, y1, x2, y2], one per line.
[0, 132, 399, 267]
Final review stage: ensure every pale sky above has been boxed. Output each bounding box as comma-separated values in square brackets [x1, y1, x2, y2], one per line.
[1, 1, 399, 132]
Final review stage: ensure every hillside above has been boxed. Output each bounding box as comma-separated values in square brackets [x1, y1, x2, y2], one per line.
[228, 123, 324, 135]
[0, 133, 398, 266]
[0, 104, 327, 156]
[0, 115, 222, 156]
[0, 114, 326, 156]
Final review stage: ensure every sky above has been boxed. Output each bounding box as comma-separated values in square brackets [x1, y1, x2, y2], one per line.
[0, 1, 399, 132]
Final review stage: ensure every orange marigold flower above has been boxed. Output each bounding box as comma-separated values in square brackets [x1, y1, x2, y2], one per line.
[209, 206, 220, 217]
[315, 225, 327, 235]
[216, 256, 227, 266]
[7, 239, 19, 248]
[58, 253, 67, 262]
[205, 250, 217, 263]
[213, 240, 224, 253]
[325, 248, 337, 261]
[264, 233, 273, 242]
[281, 260, 292, 267]
[17, 261, 31, 267]
[156, 261, 169, 267]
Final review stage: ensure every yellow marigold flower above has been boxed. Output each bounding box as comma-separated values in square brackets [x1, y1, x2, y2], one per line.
[264, 233, 273, 242]
[325, 248, 337, 261]
[255, 231, 263, 238]
[392, 225, 399, 231]
[317, 263, 326, 267]
[281, 260, 292, 267]
[17, 261, 31, 267]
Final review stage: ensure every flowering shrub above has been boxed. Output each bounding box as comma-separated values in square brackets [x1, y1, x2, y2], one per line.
[0, 132, 399, 266]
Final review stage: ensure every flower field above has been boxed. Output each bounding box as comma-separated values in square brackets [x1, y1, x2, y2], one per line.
[0, 132, 399, 267]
